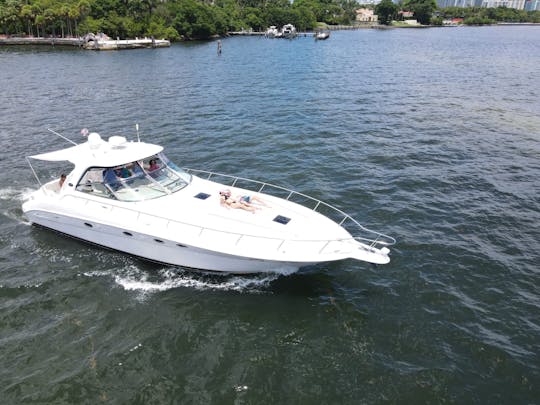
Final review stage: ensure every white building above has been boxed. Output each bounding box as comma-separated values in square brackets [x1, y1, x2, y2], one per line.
[481, 0, 526, 8]
[356, 9, 378, 23]
[524, 0, 540, 10]
[357, 0, 383, 5]
[437, 0, 537, 7]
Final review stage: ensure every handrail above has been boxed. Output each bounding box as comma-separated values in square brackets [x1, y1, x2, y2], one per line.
[57, 192, 366, 254]
[183, 168, 396, 248]
[47, 169, 395, 256]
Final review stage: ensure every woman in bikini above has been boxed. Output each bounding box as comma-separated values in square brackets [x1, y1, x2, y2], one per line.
[219, 189, 258, 212]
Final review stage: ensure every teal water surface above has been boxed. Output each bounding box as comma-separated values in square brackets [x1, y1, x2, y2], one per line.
[1, 26, 539, 403]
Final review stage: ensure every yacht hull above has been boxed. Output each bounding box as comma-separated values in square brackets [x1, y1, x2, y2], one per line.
[25, 209, 308, 274]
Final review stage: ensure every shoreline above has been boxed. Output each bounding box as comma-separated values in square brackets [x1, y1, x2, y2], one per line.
[1, 22, 539, 48]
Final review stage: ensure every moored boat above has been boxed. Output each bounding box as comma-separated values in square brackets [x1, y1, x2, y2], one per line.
[315, 30, 330, 40]
[265, 26, 279, 38]
[22, 130, 395, 274]
[281, 24, 297, 39]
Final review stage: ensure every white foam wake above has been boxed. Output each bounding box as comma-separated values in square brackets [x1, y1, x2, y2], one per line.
[0, 187, 35, 225]
[0, 186, 36, 202]
[84, 265, 284, 294]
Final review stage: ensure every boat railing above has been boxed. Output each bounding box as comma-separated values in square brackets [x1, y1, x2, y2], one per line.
[184, 168, 396, 249]
[54, 170, 395, 256]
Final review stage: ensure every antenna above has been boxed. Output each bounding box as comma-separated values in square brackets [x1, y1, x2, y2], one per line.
[47, 128, 78, 145]
[136, 123, 140, 142]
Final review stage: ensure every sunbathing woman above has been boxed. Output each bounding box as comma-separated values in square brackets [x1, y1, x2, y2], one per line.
[219, 190, 258, 213]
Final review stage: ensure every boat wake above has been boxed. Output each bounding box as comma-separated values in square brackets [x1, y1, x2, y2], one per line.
[84, 265, 288, 295]
[0, 187, 34, 225]
[0, 186, 36, 202]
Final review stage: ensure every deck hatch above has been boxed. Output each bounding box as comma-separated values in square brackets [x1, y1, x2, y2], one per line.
[194, 192, 211, 200]
[273, 215, 291, 225]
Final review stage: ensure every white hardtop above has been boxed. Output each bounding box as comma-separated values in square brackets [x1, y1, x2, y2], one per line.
[29, 133, 162, 169]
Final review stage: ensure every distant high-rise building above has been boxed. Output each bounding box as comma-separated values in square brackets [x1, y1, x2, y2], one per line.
[481, 0, 526, 8]
[524, 0, 540, 9]
[357, 0, 402, 4]
[436, 0, 479, 7]
[357, 0, 382, 5]
[437, 0, 531, 7]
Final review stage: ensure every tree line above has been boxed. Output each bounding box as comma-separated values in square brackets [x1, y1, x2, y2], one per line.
[2, 0, 539, 40]
[0, 0, 358, 40]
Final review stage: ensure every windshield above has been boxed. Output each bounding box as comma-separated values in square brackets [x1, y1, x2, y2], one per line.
[76, 153, 191, 202]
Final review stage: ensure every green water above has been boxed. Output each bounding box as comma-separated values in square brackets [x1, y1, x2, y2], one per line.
[1, 27, 539, 403]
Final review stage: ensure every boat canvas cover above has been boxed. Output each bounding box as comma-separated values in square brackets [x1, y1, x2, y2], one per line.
[29, 144, 81, 162]
[28, 140, 163, 167]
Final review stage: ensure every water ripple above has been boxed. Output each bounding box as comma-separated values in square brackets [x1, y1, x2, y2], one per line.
[1, 27, 540, 403]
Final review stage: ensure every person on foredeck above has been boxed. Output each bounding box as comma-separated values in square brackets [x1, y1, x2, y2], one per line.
[219, 190, 257, 213]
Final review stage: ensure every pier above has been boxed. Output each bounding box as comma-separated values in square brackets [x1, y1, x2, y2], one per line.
[83, 35, 170, 50]
[0, 35, 170, 50]
[0, 37, 84, 46]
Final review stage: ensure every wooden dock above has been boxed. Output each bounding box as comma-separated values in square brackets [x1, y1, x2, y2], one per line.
[0, 37, 84, 46]
[84, 37, 170, 50]
[228, 31, 266, 36]
[0, 36, 170, 50]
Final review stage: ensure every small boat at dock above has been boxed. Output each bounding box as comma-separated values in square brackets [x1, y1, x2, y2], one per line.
[265, 26, 279, 38]
[281, 24, 298, 39]
[315, 30, 330, 40]
[263, 24, 297, 39]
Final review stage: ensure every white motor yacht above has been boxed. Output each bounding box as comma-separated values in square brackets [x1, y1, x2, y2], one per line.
[22, 131, 395, 274]
[265, 26, 279, 38]
[281, 24, 297, 39]
[315, 30, 330, 40]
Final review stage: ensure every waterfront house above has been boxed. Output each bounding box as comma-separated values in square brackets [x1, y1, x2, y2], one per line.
[356, 9, 378, 23]
[398, 11, 415, 19]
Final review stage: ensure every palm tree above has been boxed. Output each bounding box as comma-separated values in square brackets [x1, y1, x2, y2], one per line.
[76, 0, 90, 36]
[21, 4, 34, 36]
[68, 5, 80, 37]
